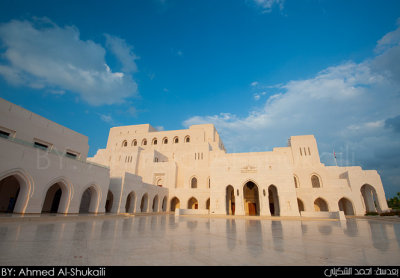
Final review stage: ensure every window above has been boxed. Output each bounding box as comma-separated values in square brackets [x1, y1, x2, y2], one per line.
[185, 136, 190, 143]
[311, 175, 321, 188]
[122, 140, 128, 147]
[152, 138, 158, 145]
[34, 141, 48, 150]
[142, 139, 147, 146]
[0, 130, 10, 138]
[163, 137, 168, 144]
[294, 176, 299, 188]
[174, 137, 179, 144]
[191, 177, 197, 188]
[132, 140, 137, 146]
[308, 147, 311, 155]
[65, 151, 78, 159]
[300, 148, 302, 156]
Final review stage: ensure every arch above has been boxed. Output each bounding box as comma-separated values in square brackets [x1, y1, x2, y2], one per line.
[268, 185, 280, 216]
[125, 191, 136, 213]
[338, 197, 355, 215]
[41, 182, 68, 213]
[141, 139, 147, 146]
[105, 190, 114, 213]
[170, 197, 180, 212]
[311, 174, 321, 188]
[314, 197, 329, 212]
[0, 170, 32, 214]
[361, 184, 381, 213]
[188, 197, 198, 209]
[132, 139, 137, 146]
[226, 185, 235, 215]
[243, 181, 260, 216]
[152, 195, 159, 212]
[184, 136, 190, 143]
[156, 178, 163, 187]
[206, 198, 210, 210]
[162, 196, 167, 212]
[173, 136, 179, 144]
[122, 140, 128, 147]
[162, 137, 168, 144]
[294, 175, 299, 188]
[152, 138, 158, 145]
[190, 177, 197, 189]
[79, 185, 100, 213]
[140, 193, 148, 213]
[297, 198, 305, 212]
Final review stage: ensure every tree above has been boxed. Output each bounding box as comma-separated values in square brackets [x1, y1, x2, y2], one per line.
[387, 192, 400, 210]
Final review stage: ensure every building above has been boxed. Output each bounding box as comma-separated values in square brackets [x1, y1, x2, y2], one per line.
[0, 97, 389, 217]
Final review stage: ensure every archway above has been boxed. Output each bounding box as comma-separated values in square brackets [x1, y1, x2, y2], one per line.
[243, 181, 260, 216]
[125, 191, 136, 213]
[338, 197, 355, 215]
[0, 175, 21, 213]
[268, 185, 280, 216]
[79, 186, 99, 213]
[206, 198, 210, 211]
[226, 185, 235, 215]
[162, 196, 167, 212]
[188, 197, 198, 209]
[140, 193, 148, 213]
[361, 184, 381, 213]
[314, 197, 329, 212]
[170, 197, 180, 212]
[297, 198, 305, 212]
[105, 190, 113, 213]
[152, 195, 159, 212]
[42, 182, 68, 213]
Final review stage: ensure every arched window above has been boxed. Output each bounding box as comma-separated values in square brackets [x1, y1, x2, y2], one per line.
[311, 175, 321, 188]
[122, 140, 127, 147]
[163, 137, 168, 144]
[142, 139, 147, 146]
[152, 138, 158, 145]
[185, 136, 190, 143]
[191, 177, 197, 188]
[132, 140, 137, 146]
[174, 137, 179, 144]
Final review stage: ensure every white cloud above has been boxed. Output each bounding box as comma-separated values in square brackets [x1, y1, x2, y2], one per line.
[251, 0, 285, 13]
[0, 18, 138, 106]
[104, 34, 139, 73]
[183, 21, 400, 197]
[100, 114, 114, 124]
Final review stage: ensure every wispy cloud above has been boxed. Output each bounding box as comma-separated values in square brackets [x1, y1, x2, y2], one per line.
[0, 17, 138, 106]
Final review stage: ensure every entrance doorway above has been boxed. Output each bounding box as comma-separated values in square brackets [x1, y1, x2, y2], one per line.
[243, 181, 260, 216]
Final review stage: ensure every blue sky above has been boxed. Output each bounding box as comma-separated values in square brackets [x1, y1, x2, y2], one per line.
[0, 0, 399, 197]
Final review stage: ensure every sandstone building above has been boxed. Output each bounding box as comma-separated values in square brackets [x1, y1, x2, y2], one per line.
[0, 97, 389, 217]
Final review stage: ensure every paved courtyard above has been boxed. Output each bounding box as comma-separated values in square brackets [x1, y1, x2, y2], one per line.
[0, 215, 399, 265]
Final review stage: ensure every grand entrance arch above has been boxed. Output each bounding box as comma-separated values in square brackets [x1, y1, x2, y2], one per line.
[42, 182, 69, 214]
[361, 184, 381, 213]
[79, 186, 100, 213]
[170, 197, 180, 212]
[243, 181, 260, 216]
[226, 185, 235, 215]
[338, 197, 355, 215]
[268, 185, 280, 216]
[188, 197, 198, 209]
